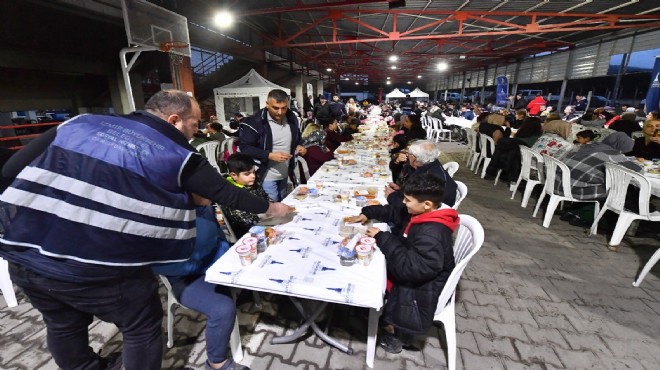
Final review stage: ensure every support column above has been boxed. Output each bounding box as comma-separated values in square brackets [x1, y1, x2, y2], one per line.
[558, 48, 576, 111]
[110, 71, 144, 114]
[316, 80, 324, 98]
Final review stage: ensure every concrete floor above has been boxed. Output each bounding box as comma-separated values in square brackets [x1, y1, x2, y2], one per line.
[1, 142, 659, 370]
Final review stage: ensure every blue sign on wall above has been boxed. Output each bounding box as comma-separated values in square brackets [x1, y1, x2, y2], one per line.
[496, 75, 509, 107]
[644, 56, 660, 113]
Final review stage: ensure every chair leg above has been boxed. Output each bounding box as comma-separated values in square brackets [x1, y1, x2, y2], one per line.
[480, 158, 491, 179]
[229, 317, 244, 363]
[442, 304, 457, 370]
[608, 213, 636, 248]
[542, 196, 561, 228]
[511, 175, 523, 200]
[590, 206, 608, 236]
[252, 291, 263, 310]
[166, 297, 175, 348]
[521, 181, 536, 209]
[0, 258, 18, 308]
[532, 189, 546, 218]
[493, 169, 502, 185]
[470, 152, 480, 171]
[633, 248, 660, 287]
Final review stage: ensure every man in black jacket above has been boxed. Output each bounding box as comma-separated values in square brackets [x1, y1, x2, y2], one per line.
[239, 89, 306, 201]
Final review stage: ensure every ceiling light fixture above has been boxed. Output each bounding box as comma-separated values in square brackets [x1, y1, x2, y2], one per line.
[437, 62, 448, 71]
[389, 55, 398, 62]
[459, 55, 466, 59]
[391, 65, 397, 70]
[417, 75, 422, 79]
[407, 81, 411, 84]
[386, 77, 391, 80]
[326, 68, 332, 72]
[355, 82, 359, 85]
[386, 81, 391, 85]
[213, 10, 234, 28]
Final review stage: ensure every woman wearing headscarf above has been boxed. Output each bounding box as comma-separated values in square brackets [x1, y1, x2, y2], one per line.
[531, 118, 574, 160]
[300, 123, 335, 180]
[630, 120, 660, 160]
[558, 131, 642, 228]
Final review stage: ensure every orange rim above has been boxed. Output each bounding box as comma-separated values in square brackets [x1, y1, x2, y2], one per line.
[159, 41, 188, 52]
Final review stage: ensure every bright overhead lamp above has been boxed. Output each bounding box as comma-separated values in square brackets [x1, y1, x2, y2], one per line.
[417, 75, 422, 79]
[326, 68, 332, 72]
[407, 81, 411, 84]
[345, 77, 350, 81]
[386, 81, 391, 85]
[355, 82, 359, 85]
[386, 76, 391, 80]
[459, 55, 466, 59]
[389, 55, 398, 62]
[213, 10, 234, 28]
[437, 62, 448, 71]
[391, 65, 397, 70]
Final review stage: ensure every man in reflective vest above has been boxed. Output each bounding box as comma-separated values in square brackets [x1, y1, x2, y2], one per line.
[0, 90, 289, 370]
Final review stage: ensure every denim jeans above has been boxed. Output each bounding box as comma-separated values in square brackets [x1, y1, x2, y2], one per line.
[262, 178, 288, 202]
[169, 275, 236, 363]
[9, 264, 163, 370]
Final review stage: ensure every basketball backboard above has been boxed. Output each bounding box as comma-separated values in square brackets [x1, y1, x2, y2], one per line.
[120, 0, 191, 57]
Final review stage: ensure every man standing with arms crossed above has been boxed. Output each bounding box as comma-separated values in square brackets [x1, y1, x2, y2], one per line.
[239, 89, 306, 201]
[0, 90, 289, 370]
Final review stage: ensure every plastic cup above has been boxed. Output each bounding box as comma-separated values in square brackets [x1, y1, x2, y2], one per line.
[243, 237, 259, 259]
[340, 190, 351, 203]
[236, 244, 253, 266]
[355, 244, 372, 266]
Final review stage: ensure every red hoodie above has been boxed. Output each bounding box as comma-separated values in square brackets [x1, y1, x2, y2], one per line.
[527, 96, 547, 116]
[403, 208, 460, 237]
[385, 208, 460, 292]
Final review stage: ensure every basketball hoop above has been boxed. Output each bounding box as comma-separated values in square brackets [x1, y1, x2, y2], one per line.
[160, 41, 188, 66]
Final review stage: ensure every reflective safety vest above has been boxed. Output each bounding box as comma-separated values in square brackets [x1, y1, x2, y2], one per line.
[0, 114, 196, 266]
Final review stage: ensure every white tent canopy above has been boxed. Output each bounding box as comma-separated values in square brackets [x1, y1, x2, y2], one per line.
[214, 69, 290, 124]
[385, 88, 406, 102]
[409, 88, 429, 99]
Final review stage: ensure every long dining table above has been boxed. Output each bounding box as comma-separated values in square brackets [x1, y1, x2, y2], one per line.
[205, 120, 393, 368]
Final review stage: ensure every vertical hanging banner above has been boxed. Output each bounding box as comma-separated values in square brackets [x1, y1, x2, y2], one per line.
[496, 75, 509, 107]
[644, 56, 660, 113]
[306, 83, 313, 98]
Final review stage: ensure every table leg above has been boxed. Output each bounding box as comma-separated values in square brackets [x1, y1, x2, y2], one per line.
[271, 298, 353, 354]
[366, 307, 381, 368]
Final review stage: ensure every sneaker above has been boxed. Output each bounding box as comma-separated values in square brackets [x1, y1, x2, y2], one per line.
[207, 359, 251, 370]
[378, 333, 403, 354]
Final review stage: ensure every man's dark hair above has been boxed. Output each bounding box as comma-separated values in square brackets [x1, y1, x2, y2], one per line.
[402, 172, 445, 208]
[391, 134, 408, 149]
[144, 90, 195, 119]
[208, 122, 223, 132]
[576, 130, 596, 140]
[226, 153, 255, 174]
[267, 89, 289, 103]
[317, 115, 336, 127]
[515, 117, 543, 138]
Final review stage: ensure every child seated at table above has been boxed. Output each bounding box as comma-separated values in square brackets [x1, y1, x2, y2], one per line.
[223, 153, 270, 238]
[153, 194, 250, 370]
[346, 173, 460, 353]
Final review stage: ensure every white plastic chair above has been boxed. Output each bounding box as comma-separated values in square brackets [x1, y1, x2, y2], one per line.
[429, 117, 452, 142]
[532, 154, 600, 228]
[0, 257, 18, 307]
[511, 146, 545, 208]
[464, 128, 477, 167]
[220, 137, 238, 157]
[473, 134, 495, 179]
[468, 130, 481, 171]
[452, 181, 468, 210]
[196, 141, 222, 174]
[590, 163, 660, 251]
[293, 156, 311, 185]
[158, 275, 244, 362]
[433, 215, 484, 370]
[443, 161, 459, 177]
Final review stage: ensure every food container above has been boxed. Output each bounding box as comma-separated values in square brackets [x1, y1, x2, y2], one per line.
[355, 244, 372, 266]
[236, 244, 253, 266]
[243, 237, 259, 259]
[359, 237, 376, 246]
[355, 195, 367, 207]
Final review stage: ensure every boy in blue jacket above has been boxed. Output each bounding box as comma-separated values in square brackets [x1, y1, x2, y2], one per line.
[347, 173, 459, 353]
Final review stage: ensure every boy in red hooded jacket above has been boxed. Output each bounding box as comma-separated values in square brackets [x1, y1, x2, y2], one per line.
[346, 172, 460, 353]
